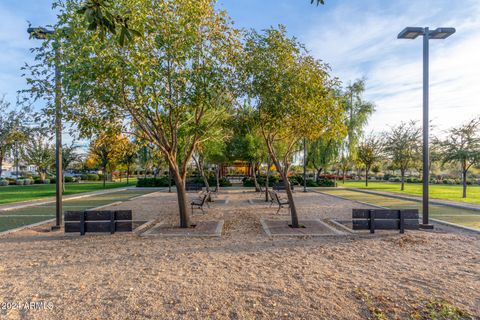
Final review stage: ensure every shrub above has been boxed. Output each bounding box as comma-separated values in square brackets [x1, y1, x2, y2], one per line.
[16, 179, 25, 185]
[207, 176, 232, 187]
[137, 177, 173, 187]
[384, 174, 393, 181]
[288, 175, 304, 186]
[242, 175, 279, 187]
[317, 178, 335, 187]
[80, 173, 100, 181]
[24, 179, 33, 185]
[43, 179, 50, 184]
[306, 179, 318, 187]
[0, 180, 8, 186]
[65, 176, 75, 183]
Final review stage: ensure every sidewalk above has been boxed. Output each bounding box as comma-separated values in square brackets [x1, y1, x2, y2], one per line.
[342, 187, 480, 212]
[0, 186, 134, 212]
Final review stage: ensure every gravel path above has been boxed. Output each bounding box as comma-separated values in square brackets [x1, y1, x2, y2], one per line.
[0, 189, 478, 319]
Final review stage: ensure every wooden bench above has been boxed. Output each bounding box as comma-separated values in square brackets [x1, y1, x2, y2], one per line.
[191, 193, 210, 214]
[186, 182, 203, 191]
[352, 209, 419, 234]
[273, 183, 294, 192]
[268, 190, 290, 214]
[64, 210, 133, 235]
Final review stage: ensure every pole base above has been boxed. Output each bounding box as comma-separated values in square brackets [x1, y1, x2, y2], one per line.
[419, 223, 434, 230]
[51, 225, 61, 231]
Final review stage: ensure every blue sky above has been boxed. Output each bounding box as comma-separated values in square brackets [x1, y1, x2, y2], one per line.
[1, 0, 479, 137]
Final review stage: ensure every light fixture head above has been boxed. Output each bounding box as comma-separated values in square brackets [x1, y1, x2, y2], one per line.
[27, 27, 54, 39]
[398, 27, 425, 39]
[429, 27, 456, 39]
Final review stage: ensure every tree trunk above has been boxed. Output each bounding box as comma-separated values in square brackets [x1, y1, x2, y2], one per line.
[365, 166, 369, 187]
[103, 170, 106, 188]
[194, 156, 210, 192]
[316, 167, 322, 183]
[281, 171, 299, 228]
[265, 157, 271, 202]
[0, 152, 3, 178]
[251, 161, 260, 192]
[171, 171, 191, 228]
[267, 150, 299, 227]
[462, 170, 467, 198]
[401, 169, 405, 191]
[127, 167, 130, 184]
[215, 165, 220, 191]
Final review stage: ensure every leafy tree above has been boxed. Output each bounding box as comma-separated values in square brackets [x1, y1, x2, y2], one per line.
[307, 137, 340, 182]
[440, 118, 480, 198]
[242, 26, 345, 227]
[76, 0, 141, 46]
[343, 79, 375, 159]
[0, 98, 30, 178]
[60, 142, 81, 190]
[54, 0, 239, 228]
[137, 144, 154, 178]
[357, 134, 383, 187]
[383, 121, 421, 191]
[118, 137, 138, 184]
[203, 139, 229, 191]
[226, 105, 267, 192]
[89, 132, 122, 187]
[21, 130, 55, 181]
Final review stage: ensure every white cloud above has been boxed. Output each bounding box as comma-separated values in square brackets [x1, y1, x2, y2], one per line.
[303, 0, 480, 134]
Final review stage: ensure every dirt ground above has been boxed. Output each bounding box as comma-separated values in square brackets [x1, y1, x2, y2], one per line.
[0, 189, 479, 319]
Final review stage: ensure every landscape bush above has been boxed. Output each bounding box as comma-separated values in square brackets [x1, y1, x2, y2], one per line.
[0, 180, 8, 186]
[242, 175, 280, 187]
[65, 176, 76, 183]
[303, 178, 335, 187]
[288, 175, 304, 186]
[80, 174, 100, 181]
[136, 177, 173, 187]
[207, 176, 232, 187]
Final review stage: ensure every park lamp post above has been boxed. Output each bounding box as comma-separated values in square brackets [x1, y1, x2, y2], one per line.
[303, 138, 307, 192]
[397, 27, 455, 228]
[27, 26, 63, 231]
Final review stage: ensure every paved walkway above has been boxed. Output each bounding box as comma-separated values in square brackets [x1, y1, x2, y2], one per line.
[342, 187, 480, 212]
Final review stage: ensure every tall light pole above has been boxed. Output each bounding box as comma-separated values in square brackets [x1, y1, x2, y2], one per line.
[27, 26, 63, 231]
[303, 138, 307, 192]
[398, 27, 455, 228]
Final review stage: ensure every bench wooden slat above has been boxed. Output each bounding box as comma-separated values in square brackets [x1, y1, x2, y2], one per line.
[352, 219, 419, 230]
[65, 221, 132, 233]
[352, 209, 418, 219]
[65, 210, 132, 221]
[64, 211, 83, 221]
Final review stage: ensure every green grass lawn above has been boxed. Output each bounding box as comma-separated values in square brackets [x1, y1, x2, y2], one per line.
[340, 181, 480, 205]
[320, 189, 480, 230]
[0, 179, 138, 205]
[0, 188, 154, 232]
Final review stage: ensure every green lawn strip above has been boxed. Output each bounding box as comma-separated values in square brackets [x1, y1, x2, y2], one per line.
[320, 189, 480, 230]
[0, 180, 138, 205]
[340, 181, 480, 205]
[0, 188, 155, 232]
[0, 216, 52, 232]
